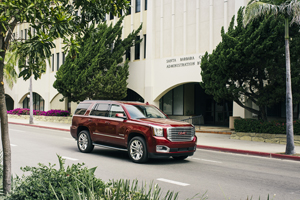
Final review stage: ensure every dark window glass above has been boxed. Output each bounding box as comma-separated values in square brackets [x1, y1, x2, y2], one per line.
[144, 34, 146, 58]
[74, 103, 91, 115]
[56, 53, 59, 70]
[52, 54, 54, 71]
[136, 0, 140, 12]
[62, 52, 65, 64]
[126, 48, 131, 61]
[135, 36, 140, 60]
[110, 12, 114, 20]
[21, 30, 23, 39]
[145, 0, 147, 10]
[127, 0, 131, 15]
[90, 103, 110, 117]
[23, 92, 44, 111]
[25, 29, 27, 40]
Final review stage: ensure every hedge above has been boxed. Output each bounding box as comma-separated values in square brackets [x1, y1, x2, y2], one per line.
[234, 118, 300, 135]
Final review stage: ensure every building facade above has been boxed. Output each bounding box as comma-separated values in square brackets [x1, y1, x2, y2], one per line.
[6, 0, 258, 126]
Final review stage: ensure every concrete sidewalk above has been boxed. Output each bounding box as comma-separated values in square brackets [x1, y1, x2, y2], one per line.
[7, 117, 300, 161]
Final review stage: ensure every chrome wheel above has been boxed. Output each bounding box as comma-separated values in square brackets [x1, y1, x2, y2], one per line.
[77, 130, 94, 153]
[130, 140, 144, 160]
[128, 136, 148, 163]
[78, 133, 88, 151]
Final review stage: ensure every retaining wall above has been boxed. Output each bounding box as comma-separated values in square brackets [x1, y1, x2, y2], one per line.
[231, 132, 300, 146]
[8, 114, 72, 124]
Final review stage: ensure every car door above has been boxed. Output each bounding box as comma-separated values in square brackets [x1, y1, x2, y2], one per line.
[104, 104, 127, 147]
[89, 103, 110, 143]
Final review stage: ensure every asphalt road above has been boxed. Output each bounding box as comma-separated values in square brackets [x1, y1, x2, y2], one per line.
[5, 124, 300, 200]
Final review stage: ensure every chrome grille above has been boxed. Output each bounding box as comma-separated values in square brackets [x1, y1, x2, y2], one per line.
[167, 127, 195, 142]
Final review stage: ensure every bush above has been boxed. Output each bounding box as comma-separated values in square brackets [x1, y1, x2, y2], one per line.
[234, 118, 300, 135]
[5, 156, 200, 200]
[7, 108, 70, 117]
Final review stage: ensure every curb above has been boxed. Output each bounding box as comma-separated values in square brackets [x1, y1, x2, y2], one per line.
[197, 145, 300, 162]
[8, 122, 70, 132]
[196, 130, 232, 135]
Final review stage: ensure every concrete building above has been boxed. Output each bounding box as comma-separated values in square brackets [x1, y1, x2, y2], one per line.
[5, 0, 269, 126]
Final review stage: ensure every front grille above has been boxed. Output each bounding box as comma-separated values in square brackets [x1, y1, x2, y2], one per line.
[167, 127, 195, 142]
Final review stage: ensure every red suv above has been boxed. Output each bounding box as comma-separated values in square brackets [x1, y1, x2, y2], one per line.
[70, 100, 197, 163]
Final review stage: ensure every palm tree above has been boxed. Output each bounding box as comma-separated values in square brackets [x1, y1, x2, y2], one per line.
[3, 51, 18, 89]
[244, 0, 300, 155]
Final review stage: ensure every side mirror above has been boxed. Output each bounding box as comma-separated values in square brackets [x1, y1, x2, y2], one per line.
[115, 113, 127, 119]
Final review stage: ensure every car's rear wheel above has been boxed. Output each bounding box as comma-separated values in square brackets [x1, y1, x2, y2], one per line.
[77, 130, 94, 153]
[128, 136, 148, 163]
[172, 156, 188, 160]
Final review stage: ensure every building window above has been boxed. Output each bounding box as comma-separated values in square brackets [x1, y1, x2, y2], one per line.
[24, 29, 27, 40]
[56, 53, 60, 70]
[144, 34, 146, 58]
[159, 85, 184, 116]
[127, 0, 131, 15]
[136, 0, 140, 13]
[52, 54, 54, 71]
[110, 12, 114, 20]
[135, 36, 140, 60]
[23, 92, 45, 111]
[145, 0, 147, 10]
[62, 52, 65, 64]
[126, 48, 131, 61]
[21, 30, 23, 39]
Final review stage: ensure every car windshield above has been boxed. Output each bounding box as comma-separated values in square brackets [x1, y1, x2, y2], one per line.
[124, 105, 167, 119]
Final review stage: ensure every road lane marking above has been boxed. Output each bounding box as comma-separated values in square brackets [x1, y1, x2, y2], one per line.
[9, 129, 26, 133]
[157, 178, 189, 186]
[10, 144, 17, 147]
[62, 156, 78, 161]
[192, 158, 222, 163]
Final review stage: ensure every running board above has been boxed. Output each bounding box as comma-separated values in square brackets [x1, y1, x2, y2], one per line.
[93, 143, 128, 152]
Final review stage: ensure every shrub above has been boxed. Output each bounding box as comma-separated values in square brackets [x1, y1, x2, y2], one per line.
[234, 118, 300, 135]
[5, 155, 200, 200]
[7, 108, 70, 117]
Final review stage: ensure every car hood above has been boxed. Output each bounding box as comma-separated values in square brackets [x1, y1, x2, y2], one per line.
[133, 118, 193, 127]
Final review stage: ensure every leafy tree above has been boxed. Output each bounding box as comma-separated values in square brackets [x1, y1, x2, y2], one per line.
[0, 0, 128, 194]
[244, 0, 300, 155]
[200, 8, 300, 122]
[53, 16, 142, 102]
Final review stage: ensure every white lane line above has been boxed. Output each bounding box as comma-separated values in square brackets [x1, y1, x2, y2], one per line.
[62, 156, 78, 161]
[10, 144, 17, 147]
[192, 158, 222, 163]
[9, 129, 26, 133]
[157, 178, 189, 186]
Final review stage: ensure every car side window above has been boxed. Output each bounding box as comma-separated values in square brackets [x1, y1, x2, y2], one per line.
[74, 103, 91, 115]
[109, 104, 126, 118]
[90, 103, 110, 117]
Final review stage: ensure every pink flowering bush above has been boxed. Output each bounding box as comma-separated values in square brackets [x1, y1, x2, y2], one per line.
[7, 108, 70, 117]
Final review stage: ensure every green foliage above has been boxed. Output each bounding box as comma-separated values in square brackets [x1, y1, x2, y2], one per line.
[200, 7, 300, 120]
[54, 16, 142, 102]
[235, 118, 300, 135]
[5, 155, 205, 200]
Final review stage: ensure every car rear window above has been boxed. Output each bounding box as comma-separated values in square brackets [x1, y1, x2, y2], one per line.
[74, 103, 91, 115]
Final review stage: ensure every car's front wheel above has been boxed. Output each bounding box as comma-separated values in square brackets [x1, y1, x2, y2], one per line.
[77, 130, 94, 153]
[128, 136, 148, 163]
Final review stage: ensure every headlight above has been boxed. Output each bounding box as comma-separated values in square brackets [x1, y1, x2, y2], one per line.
[152, 126, 164, 137]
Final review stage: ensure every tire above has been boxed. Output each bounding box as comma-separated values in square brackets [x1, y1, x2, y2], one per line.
[172, 156, 188, 160]
[77, 130, 94, 153]
[128, 136, 148, 163]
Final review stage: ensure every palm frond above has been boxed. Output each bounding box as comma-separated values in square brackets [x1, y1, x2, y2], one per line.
[244, 1, 280, 26]
[288, 0, 300, 24]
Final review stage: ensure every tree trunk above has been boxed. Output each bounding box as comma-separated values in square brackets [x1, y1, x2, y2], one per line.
[285, 18, 295, 155]
[0, 53, 11, 195]
[258, 106, 268, 121]
[29, 75, 33, 124]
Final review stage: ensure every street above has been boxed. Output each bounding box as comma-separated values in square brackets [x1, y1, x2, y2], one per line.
[7, 124, 300, 200]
